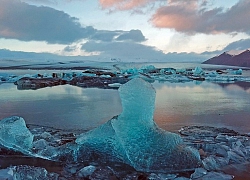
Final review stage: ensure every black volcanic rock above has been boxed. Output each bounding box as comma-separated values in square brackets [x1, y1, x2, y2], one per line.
[203, 50, 250, 67]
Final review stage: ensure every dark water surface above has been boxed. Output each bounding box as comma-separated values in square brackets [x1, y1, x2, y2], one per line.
[0, 80, 250, 133]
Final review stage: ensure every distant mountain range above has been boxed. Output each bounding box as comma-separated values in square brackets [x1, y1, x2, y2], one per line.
[203, 50, 250, 67]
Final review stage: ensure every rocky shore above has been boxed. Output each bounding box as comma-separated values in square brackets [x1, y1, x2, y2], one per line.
[1, 125, 250, 179]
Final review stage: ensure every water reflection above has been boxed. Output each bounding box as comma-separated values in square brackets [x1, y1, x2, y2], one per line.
[217, 82, 250, 93]
[154, 81, 250, 133]
[0, 84, 122, 131]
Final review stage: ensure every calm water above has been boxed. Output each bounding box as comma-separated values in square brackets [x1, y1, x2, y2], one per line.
[0, 80, 250, 133]
[0, 84, 122, 131]
[154, 81, 250, 133]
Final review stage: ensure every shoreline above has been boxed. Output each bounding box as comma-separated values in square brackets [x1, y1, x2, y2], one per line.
[1, 123, 250, 179]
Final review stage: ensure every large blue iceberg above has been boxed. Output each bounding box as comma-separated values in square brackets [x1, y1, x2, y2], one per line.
[76, 78, 200, 172]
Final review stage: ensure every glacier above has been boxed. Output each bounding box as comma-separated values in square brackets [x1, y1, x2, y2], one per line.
[75, 78, 201, 172]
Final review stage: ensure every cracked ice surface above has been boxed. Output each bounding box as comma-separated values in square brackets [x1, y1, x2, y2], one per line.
[76, 78, 200, 172]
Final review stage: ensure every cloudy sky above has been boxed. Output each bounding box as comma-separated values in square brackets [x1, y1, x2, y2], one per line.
[0, 0, 250, 62]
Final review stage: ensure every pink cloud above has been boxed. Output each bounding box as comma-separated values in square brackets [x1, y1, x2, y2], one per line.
[151, 3, 198, 32]
[151, 0, 250, 34]
[99, 0, 250, 35]
[99, 0, 157, 11]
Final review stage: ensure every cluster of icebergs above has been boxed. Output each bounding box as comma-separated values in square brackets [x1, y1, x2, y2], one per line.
[0, 65, 250, 86]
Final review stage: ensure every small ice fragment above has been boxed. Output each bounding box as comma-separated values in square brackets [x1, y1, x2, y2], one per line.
[202, 156, 229, 171]
[0, 116, 33, 153]
[77, 165, 96, 178]
[191, 168, 207, 179]
[33, 139, 48, 150]
[100, 74, 111, 78]
[228, 150, 245, 163]
[108, 83, 122, 88]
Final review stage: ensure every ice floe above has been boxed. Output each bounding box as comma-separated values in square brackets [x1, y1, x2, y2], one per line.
[1, 65, 250, 88]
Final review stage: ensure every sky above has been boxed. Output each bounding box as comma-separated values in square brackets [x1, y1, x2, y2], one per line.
[0, 0, 250, 62]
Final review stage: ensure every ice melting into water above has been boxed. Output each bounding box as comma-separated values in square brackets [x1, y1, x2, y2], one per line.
[76, 78, 200, 172]
[0, 116, 33, 154]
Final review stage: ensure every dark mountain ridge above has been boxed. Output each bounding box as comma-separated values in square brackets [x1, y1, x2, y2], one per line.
[203, 49, 250, 67]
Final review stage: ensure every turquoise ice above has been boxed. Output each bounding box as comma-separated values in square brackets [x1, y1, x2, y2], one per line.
[76, 78, 200, 172]
[0, 116, 33, 154]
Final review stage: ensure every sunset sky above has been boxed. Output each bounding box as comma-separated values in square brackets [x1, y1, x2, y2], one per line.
[0, 0, 250, 62]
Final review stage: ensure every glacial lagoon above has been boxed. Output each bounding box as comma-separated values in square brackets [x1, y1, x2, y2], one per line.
[0, 80, 250, 134]
[1, 64, 250, 179]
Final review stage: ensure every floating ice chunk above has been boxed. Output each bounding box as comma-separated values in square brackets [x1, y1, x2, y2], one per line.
[228, 68, 243, 75]
[108, 83, 122, 88]
[0, 116, 33, 154]
[0, 73, 18, 83]
[76, 78, 200, 172]
[160, 68, 176, 75]
[122, 68, 138, 75]
[176, 68, 186, 74]
[192, 66, 204, 75]
[139, 65, 156, 73]
[236, 69, 243, 75]
[206, 71, 218, 77]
